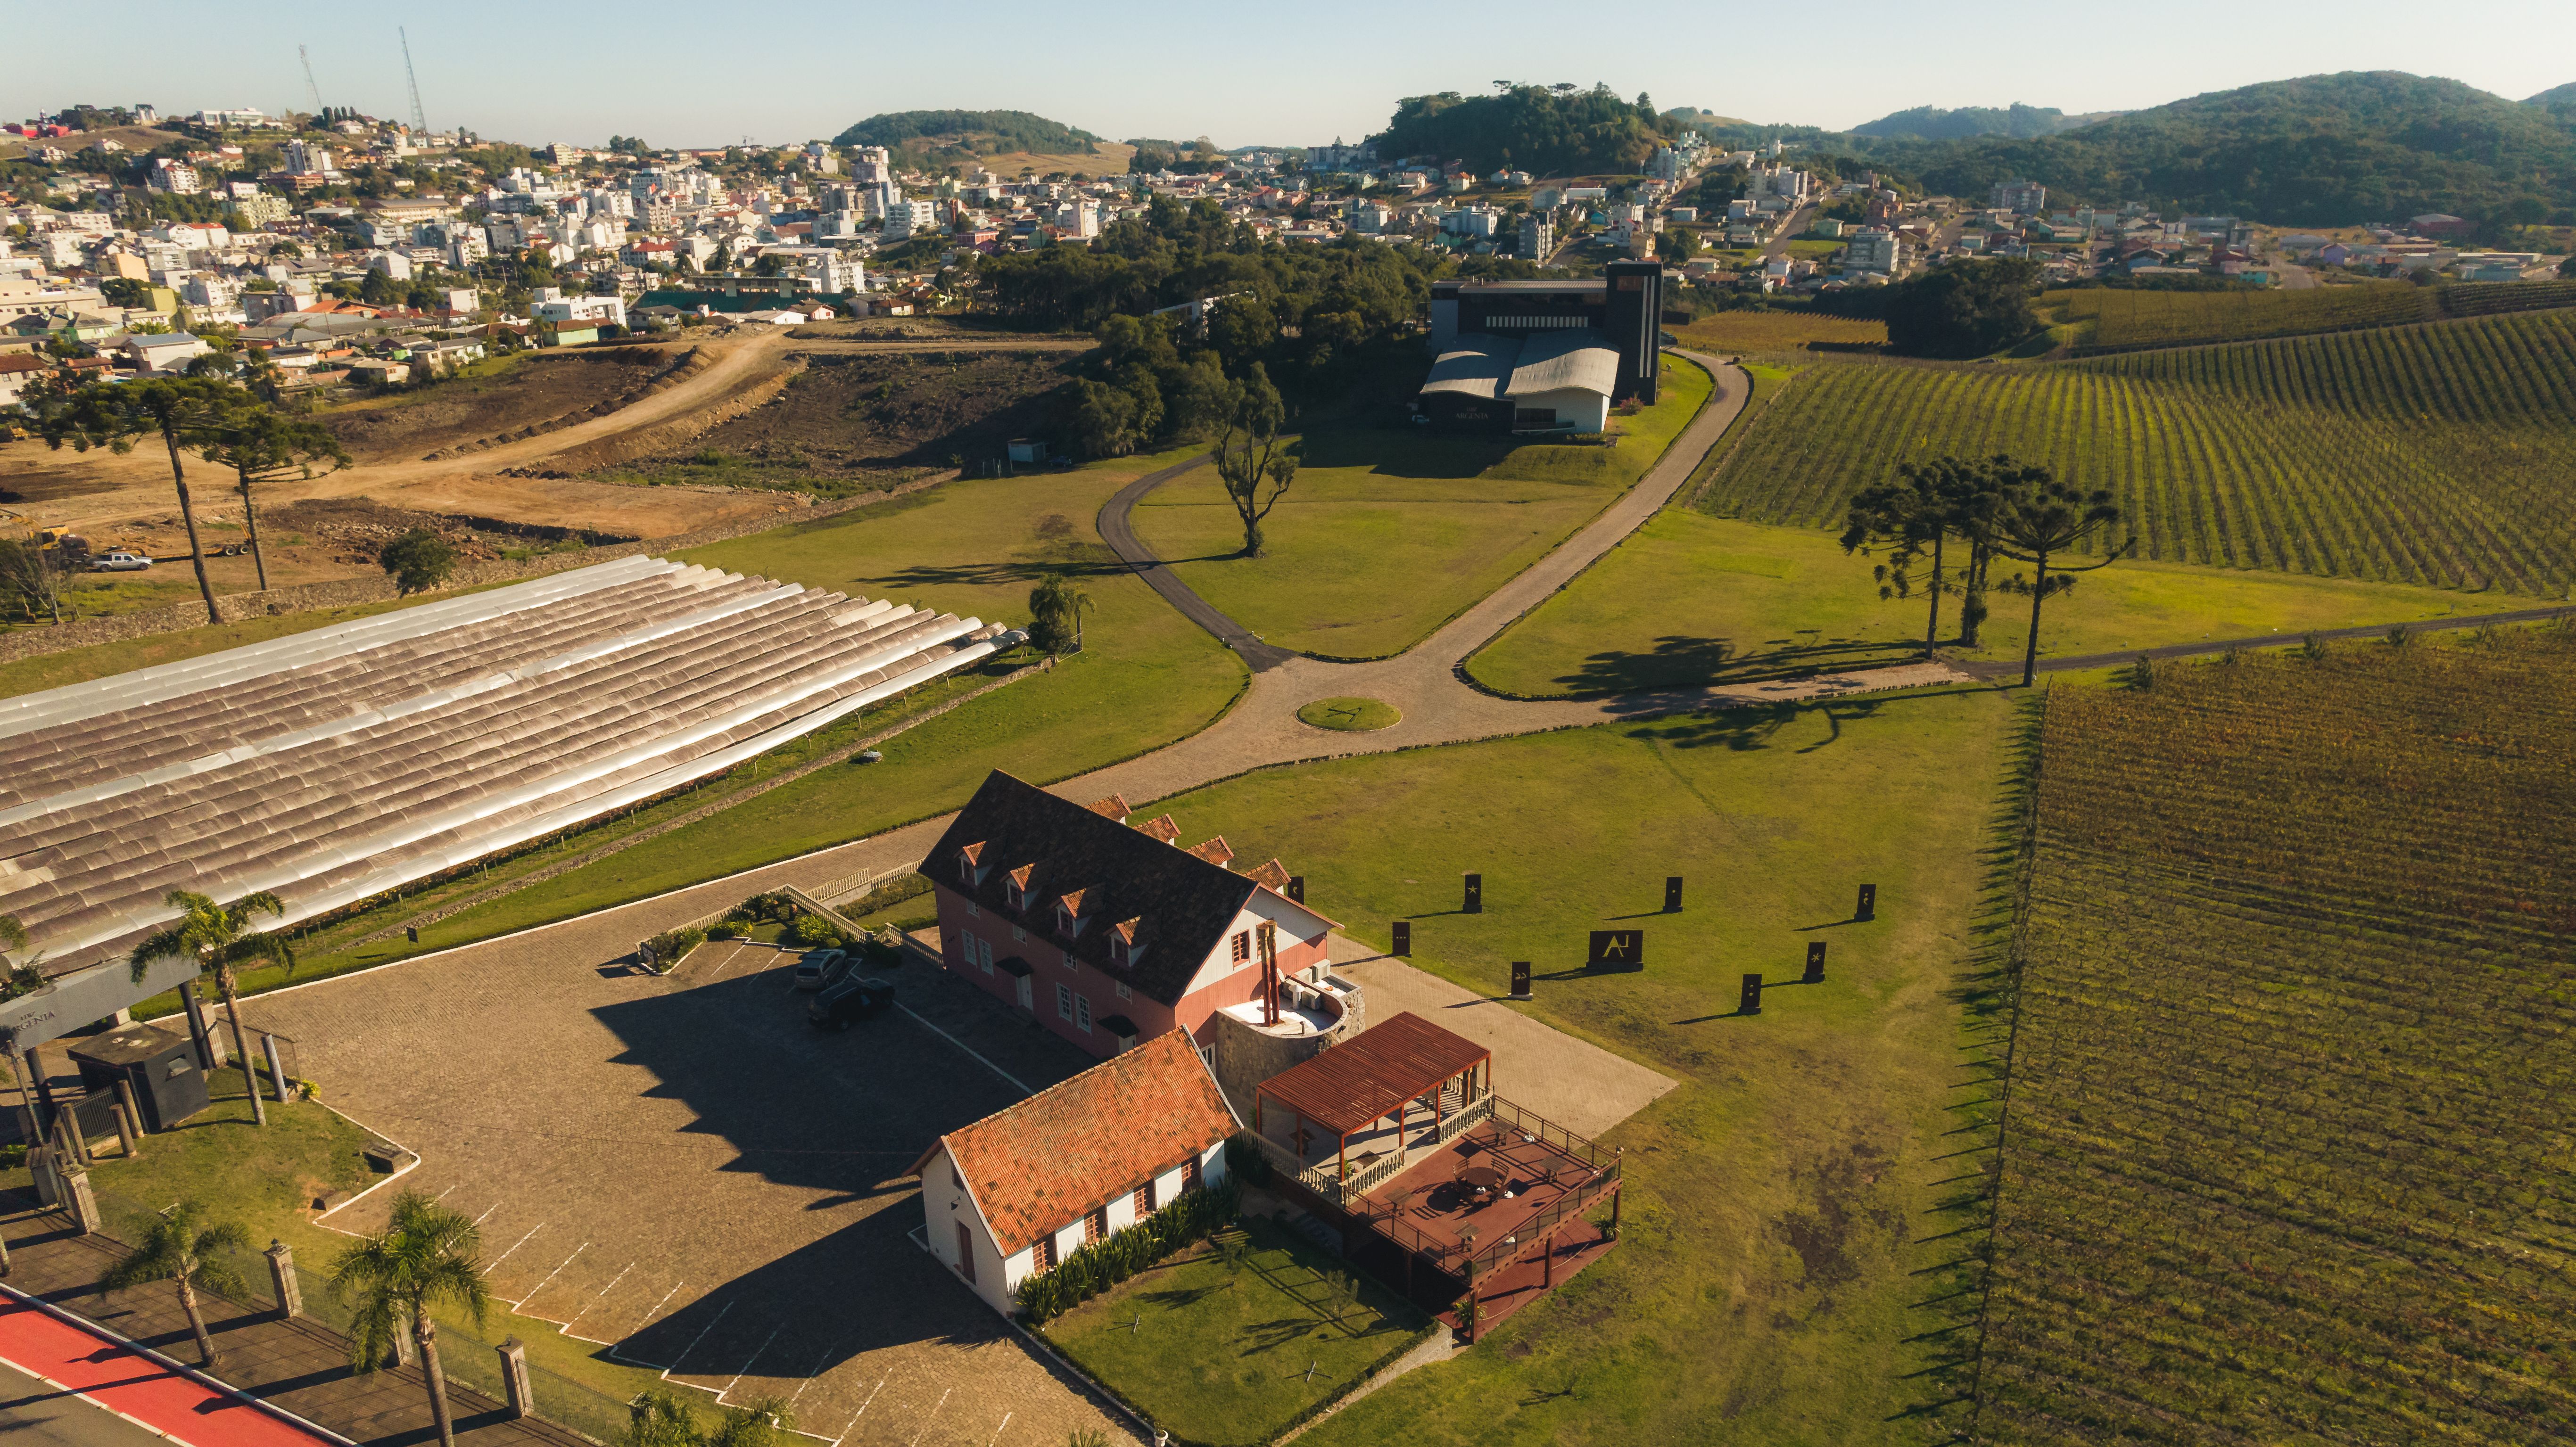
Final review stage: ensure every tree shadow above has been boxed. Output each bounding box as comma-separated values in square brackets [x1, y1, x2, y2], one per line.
[1557, 633, 1918, 698]
[1291, 426, 1517, 480]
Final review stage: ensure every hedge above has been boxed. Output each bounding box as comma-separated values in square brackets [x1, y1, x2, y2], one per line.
[1014, 1177, 1240, 1324]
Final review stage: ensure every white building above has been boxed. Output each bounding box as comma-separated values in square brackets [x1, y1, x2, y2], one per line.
[883, 200, 936, 239]
[282, 140, 337, 176]
[1991, 179, 2047, 215]
[1845, 226, 1903, 274]
[1052, 200, 1099, 238]
[802, 141, 839, 174]
[146, 159, 200, 194]
[909, 1030, 1237, 1319]
[367, 250, 413, 280]
[531, 288, 627, 329]
[1518, 214, 1553, 261]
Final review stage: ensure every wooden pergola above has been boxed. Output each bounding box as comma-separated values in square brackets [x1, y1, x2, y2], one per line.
[1255, 1011, 1491, 1183]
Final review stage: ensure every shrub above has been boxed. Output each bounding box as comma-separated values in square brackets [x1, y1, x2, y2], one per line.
[786, 913, 847, 948]
[1015, 1177, 1240, 1324]
[707, 922, 739, 941]
[730, 891, 795, 925]
[380, 528, 458, 594]
[644, 925, 706, 966]
[1222, 1134, 1273, 1187]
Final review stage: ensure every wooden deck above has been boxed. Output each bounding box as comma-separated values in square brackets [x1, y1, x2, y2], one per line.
[1345, 1105, 1621, 1300]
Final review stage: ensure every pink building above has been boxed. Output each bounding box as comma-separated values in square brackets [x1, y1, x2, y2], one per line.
[921, 771, 1338, 1061]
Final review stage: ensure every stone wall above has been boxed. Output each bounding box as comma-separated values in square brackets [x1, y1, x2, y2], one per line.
[0, 470, 957, 669]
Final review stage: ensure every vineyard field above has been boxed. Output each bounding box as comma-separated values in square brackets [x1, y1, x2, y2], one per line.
[1982, 639, 2576, 1443]
[1699, 308, 2576, 594]
[2046, 277, 2576, 351]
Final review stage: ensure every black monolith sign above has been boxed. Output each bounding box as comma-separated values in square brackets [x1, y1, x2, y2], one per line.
[1463, 874, 1482, 914]
[1587, 930, 1643, 969]
[1739, 973, 1764, 1015]
[1392, 920, 1411, 957]
[1664, 876, 1683, 913]
[1856, 883, 1877, 921]
[1287, 875, 1305, 903]
[1804, 940, 1826, 984]
[1510, 961, 1531, 999]
[406, 927, 419, 944]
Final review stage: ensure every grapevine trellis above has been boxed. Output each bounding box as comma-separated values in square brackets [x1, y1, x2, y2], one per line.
[1974, 640, 2576, 1444]
[1701, 308, 2576, 596]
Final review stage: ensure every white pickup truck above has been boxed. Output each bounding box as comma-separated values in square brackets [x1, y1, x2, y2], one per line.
[90, 550, 153, 571]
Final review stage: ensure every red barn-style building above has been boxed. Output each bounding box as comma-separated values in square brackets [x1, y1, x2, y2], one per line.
[920, 771, 1338, 1061]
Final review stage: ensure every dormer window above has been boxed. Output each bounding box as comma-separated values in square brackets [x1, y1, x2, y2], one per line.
[1005, 863, 1035, 912]
[1110, 918, 1144, 968]
[1055, 888, 1091, 938]
[956, 842, 987, 888]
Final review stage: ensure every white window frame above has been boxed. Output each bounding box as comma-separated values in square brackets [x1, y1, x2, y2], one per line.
[1057, 983, 1074, 1020]
[1115, 979, 1131, 1001]
[965, 900, 979, 918]
[1012, 925, 1025, 943]
[1074, 993, 1092, 1032]
[977, 937, 993, 974]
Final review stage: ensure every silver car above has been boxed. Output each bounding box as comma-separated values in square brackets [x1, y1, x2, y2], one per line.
[91, 551, 152, 571]
[793, 948, 848, 991]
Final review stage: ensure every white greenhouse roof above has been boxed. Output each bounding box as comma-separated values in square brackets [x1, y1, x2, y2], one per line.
[0, 556, 1004, 974]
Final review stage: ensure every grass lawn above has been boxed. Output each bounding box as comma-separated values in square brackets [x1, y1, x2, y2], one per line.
[1046, 1218, 1430, 1447]
[4, 1065, 681, 1442]
[275, 452, 1245, 980]
[1129, 360, 1714, 659]
[1295, 697, 1399, 732]
[1141, 692, 2016, 1445]
[1468, 512, 2495, 697]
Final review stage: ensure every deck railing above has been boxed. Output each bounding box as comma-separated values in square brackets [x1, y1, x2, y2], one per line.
[1255, 1094, 1498, 1208]
[1459, 1158, 1621, 1283]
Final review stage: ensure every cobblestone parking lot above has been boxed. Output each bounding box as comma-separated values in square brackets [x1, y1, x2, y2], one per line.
[248, 929, 1129, 1447]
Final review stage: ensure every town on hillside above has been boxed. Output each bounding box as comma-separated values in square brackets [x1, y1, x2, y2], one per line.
[2, 60, 2575, 1447]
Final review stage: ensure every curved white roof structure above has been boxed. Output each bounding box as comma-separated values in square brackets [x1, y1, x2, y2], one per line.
[0, 556, 1006, 975]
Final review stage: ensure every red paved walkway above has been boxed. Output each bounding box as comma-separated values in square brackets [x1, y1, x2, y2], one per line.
[0, 1291, 341, 1447]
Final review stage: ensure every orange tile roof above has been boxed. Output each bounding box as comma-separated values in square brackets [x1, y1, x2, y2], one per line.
[914, 1030, 1238, 1256]
[1136, 815, 1180, 844]
[1186, 836, 1233, 867]
[1086, 794, 1130, 820]
[1260, 1012, 1490, 1138]
[1244, 858, 1290, 890]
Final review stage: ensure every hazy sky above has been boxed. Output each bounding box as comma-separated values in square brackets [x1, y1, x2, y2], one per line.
[12, 0, 2574, 148]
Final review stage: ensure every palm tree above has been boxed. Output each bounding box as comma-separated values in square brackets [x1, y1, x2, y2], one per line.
[623, 1388, 794, 1447]
[31, 375, 248, 625]
[129, 891, 294, 1127]
[200, 399, 347, 592]
[0, 913, 38, 996]
[330, 1191, 490, 1447]
[97, 1202, 253, 1371]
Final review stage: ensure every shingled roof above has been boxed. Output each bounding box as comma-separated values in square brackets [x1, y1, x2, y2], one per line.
[910, 1029, 1238, 1257]
[922, 770, 1333, 1007]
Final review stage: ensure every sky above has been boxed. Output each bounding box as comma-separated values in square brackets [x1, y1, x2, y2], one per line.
[11, 0, 2575, 149]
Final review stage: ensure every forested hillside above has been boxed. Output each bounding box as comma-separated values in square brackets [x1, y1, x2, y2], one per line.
[1851, 103, 2107, 140]
[832, 109, 1100, 154]
[1371, 84, 1677, 174]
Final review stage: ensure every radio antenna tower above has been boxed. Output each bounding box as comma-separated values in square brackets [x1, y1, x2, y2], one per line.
[298, 45, 324, 119]
[399, 27, 429, 135]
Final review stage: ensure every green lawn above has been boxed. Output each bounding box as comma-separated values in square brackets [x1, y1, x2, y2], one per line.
[1468, 511, 2496, 696]
[1130, 360, 1714, 659]
[1046, 1218, 1430, 1447]
[1142, 691, 2017, 1445]
[1295, 696, 1399, 732]
[279, 453, 1245, 980]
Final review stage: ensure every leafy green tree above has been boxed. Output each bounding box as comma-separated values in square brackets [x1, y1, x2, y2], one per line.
[31, 376, 247, 624]
[1841, 454, 2038, 649]
[0, 913, 42, 998]
[330, 1191, 489, 1447]
[1065, 379, 1147, 458]
[1655, 227, 1700, 263]
[381, 528, 458, 594]
[0, 539, 73, 626]
[130, 890, 295, 1126]
[1212, 364, 1296, 557]
[201, 400, 347, 591]
[1028, 574, 1093, 655]
[1882, 258, 2040, 358]
[97, 1203, 253, 1370]
[1992, 472, 2132, 686]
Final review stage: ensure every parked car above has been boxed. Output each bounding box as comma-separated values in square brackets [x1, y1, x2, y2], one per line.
[90, 550, 152, 571]
[792, 948, 847, 991]
[809, 974, 895, 1029]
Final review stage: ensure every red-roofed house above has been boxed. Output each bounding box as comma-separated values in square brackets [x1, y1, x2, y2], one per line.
[908, 1029, 1239, 1316]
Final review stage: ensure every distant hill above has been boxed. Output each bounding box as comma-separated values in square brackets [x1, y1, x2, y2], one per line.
[832, 109, 1099, 155]
[2529, 82, 2576, 111]
[1852, 103, 2114, 140]
[1880, 72, 2576, 226]
[1372, 84, 1680, 174]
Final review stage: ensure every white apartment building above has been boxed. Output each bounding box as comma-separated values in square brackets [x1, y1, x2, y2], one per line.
[147, 159, 200, 194]
[1845, 226, 1903, 274]
[883, 200, 936, 239]
[281, 140, 336, 176]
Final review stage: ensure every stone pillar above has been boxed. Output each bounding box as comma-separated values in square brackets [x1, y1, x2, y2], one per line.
[497, 1338, 532, 1418]
[179, 982, 216, 1069]
[62, 1167, 101, 1235]
[109, 1095, 141, 1159]
[115, 1078, 149, 1139]
[28, 1145, 59, 1208]
[57, 1112, 90, 1168]
[263, 1034, 290, 1104]
[267, 1240, 301, 1318]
